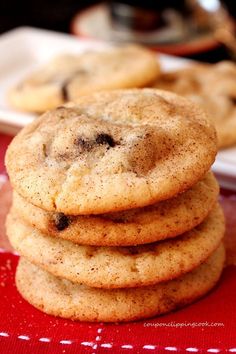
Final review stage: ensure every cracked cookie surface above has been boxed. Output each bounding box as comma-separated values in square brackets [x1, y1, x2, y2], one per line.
[5, 89, 217, 215]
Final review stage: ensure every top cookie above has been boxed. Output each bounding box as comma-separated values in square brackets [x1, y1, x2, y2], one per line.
[8, 45, 160, 113]
[5, 89, 217, 215]
[154, 61, 236, 148]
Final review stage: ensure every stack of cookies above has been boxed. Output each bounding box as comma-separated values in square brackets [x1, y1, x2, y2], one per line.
[6, 89, 225, 322]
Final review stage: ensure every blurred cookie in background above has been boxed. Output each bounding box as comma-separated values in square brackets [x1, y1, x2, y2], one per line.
[8, 45, 160, 113]
[154, 61, 236, 149]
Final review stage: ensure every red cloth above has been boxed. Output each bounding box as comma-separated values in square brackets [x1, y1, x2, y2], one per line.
[0, 134, 12, 174]
[0, 133, 235, 354]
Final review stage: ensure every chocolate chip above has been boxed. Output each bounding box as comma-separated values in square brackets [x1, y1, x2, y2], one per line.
[229, 96, 236, 105]
[76, 137, 93, 151]
[42, 144, 48, 158]
[54, 213, 70, 231]
[61, 82, 69, 101]
[75, 133, 117, 152]
[95, 133, 116, 147]
[60, 69, 88, 102]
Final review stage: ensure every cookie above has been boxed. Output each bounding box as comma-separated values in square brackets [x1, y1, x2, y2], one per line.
[153, 65, 207, 95]
[11, 172, 219, 246]
[16, 244, 225, 322]
[8, 45, 160, 113]
[7, 204, 224, 288]
[154, 61, 236, 148]
[6, 89, 217, 215]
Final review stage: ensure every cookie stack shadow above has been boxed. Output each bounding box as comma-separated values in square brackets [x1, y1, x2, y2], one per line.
[5, 89, 225, 322]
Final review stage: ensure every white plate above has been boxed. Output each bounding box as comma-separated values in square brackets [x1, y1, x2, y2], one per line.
[0, 27, 235, 190]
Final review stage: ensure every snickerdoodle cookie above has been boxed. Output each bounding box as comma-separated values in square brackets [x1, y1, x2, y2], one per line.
[5, 89, 217, 215]
[154, 61, 236, 148]
[11, 172, 218, 246]
[7, 204, 224, 288]
[16, 244, 225, 322]
[8, 45, 160, 113]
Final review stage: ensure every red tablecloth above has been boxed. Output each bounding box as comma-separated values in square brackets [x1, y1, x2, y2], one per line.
[0, 133, 235, 354]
